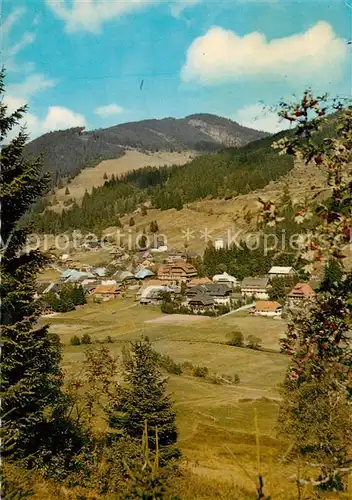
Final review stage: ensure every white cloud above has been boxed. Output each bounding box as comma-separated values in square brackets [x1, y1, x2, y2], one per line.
[233, 104, 291, 133]
[181, 21, 347, 85]
[8, 32, 36, 58]
[171, 0, 201, 18]
[3, 95, 87, 140]
[46, 0, 158, 34]
[42, 106, 87, 132]
[0, 7, 25, 38]
[1, 8, 37, 73]
[7, 74, 57, 99]
[95, 103, 124, 117]
[46, 0, 202, 33]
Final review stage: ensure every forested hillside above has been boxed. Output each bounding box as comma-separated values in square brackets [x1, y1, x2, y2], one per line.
[34, 130, 293, 233]
[25, 114, 268, 187]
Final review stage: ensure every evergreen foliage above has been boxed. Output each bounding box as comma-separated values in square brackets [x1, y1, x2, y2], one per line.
[32, 132, 294, 233]
[109, 337, 180, 464]
[0, 71, 84, 467]
[43, 284, 86, 313]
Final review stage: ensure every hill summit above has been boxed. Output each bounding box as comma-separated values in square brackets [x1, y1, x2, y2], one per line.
[25, 113, 269, 185]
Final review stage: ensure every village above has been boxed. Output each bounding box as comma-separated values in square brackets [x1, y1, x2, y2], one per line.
[36, 237, 318, 319]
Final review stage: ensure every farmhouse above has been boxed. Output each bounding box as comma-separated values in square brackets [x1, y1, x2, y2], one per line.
[287, 282, 315, 307]
[92, 285, 120, 301]
[188, 293, 215, 311]
[252, 301, 282, 317]
[114, 270, 137, 284]
[157, 260, 197, 281]
[186, 283, 232, 306]
[241, 277, 270, 300]
[140, 285, 173, 305]
[268, 266, 296, 279]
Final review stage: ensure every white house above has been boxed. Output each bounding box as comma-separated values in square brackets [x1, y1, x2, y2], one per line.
[268, 266, 296, 279]
[212, 272, 238, 288]
[241, 277, 270, 300]
[252, 301, 282, 317]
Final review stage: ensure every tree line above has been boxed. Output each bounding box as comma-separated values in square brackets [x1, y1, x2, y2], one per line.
[32, 132, 294, 234]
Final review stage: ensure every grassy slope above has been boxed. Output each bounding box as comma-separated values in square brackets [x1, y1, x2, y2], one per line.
[50, 150, 194, 212]
[40, 298, 303, 497]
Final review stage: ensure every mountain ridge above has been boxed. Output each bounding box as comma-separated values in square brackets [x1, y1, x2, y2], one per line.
[25, 113, 269, 186]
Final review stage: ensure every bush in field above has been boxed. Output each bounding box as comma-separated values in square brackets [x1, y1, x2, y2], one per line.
[193, 366, 209, 378]
[81, 333, 92, 345]
[70, 335, 81, 346]
[246, 335, 262, 350]
[226, 330, 244, 347]
[158, 354, 182, 375]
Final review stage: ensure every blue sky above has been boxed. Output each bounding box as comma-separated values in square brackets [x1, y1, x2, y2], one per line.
[2, 0, 351, 138]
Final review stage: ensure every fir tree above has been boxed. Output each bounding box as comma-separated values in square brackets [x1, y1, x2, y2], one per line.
[129, 217, 135, 227]
[109, 337, 180, 464]
[103, 172, 108, 180]
[0, 71, 83, 467]
[65, 187, 70, 195]
[150, 220, 159, 233]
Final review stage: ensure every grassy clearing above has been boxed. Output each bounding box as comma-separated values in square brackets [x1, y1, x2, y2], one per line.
[51, 150, 192, 211]
[40, 299, 300, 496]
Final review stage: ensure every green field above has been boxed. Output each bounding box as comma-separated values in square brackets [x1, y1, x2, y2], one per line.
[41, 298, 302, 498]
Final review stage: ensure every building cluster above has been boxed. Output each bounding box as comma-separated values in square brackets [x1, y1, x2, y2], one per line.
[37, 251, 318, 317]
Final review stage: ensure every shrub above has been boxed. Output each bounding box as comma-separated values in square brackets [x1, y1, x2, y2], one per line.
[193, 366, 209, 378]
[181, 361, 194, 372]
[226, 330, 244, 347]
[158, 354, 182, 375]
[233, 373, 240, 384]
[81, 333, 92, 345]
[246, 335, 262, 350]
[70, 335, 81, 346]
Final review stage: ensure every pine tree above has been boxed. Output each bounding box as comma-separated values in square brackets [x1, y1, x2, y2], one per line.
[0, 71, 83, 467]
[65, 187, 70, 195]
[103, 172, 108, 180]
[109, 337, 180, 464]
[129, 217, 135, 227]
[150, 220, 159, 234]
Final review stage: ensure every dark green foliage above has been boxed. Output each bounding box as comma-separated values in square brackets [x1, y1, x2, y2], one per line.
[70, 335, 81, 346]
[139, 234, 148, 250]
[109, 337, 180, 463]
[157, 354, 183, 375]
[25, 113, 267, 189]
[246, 335, 262, 350]
[150, 220, 159, 233]
[44, 284, 86, 312]
[81, 333, 92, 345]
[226, 330, 244, 347]
[33, 129, 293, 234]
[192, 366, 209, 378]
[269, 277, 297, 302]
[0, 71, 84, 467]
[323, 259, 343, 287]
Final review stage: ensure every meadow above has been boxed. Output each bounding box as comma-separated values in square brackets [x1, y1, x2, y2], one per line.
[39, 297, 315, 498]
